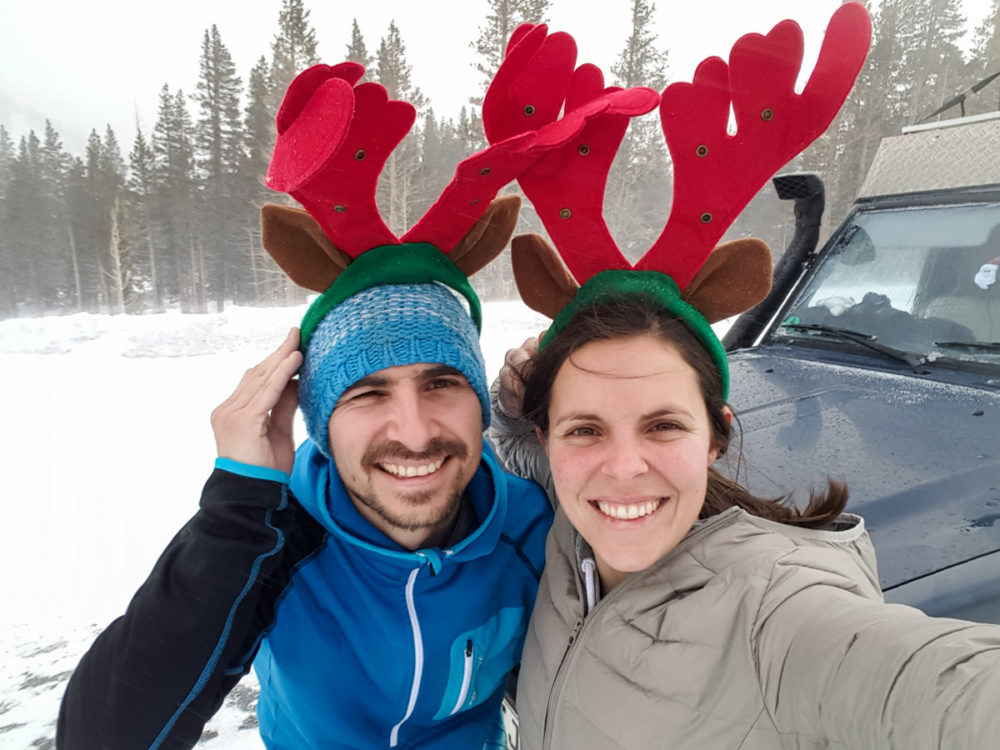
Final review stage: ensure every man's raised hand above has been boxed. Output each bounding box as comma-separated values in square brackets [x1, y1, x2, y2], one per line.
[211, 328, 303, 474]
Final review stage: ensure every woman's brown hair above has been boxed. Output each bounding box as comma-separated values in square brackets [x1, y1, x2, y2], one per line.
[521, 294, 848, 528]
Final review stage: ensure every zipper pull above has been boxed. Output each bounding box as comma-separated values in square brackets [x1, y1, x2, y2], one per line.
[567, 617, 584, 645]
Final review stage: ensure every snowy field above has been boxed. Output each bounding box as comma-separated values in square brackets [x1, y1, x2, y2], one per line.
[0, 300, 554, 748]
[0, 298, 729, 747]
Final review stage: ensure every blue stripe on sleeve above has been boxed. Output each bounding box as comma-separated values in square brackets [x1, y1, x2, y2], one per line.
[215, 457, 290, 484]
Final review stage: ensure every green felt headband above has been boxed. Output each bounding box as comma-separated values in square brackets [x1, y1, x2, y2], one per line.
[540, 270, 730, 399]
[299, 242, 482, 351]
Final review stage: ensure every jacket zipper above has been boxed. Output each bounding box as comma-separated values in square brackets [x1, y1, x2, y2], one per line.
[390, 566, 424, 747]
[449, 639, 475, 716]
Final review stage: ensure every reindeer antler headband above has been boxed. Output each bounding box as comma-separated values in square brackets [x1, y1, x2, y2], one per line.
[259, 47, 660, 349]
[485, 3, 872, 396]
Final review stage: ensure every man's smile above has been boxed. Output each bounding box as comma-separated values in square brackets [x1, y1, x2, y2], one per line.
[379, 457, 447, 478]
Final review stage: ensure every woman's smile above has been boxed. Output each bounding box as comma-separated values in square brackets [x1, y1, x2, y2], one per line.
[592, 497, 664, 522]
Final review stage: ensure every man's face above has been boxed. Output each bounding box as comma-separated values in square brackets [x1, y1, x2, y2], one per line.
[328, 362, 483, 550]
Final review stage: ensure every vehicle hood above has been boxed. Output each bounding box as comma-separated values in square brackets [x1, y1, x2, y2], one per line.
[725, 346, 1000, 591]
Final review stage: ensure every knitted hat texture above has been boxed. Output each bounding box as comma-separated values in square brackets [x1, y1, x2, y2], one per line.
[300, 283, 489, 457]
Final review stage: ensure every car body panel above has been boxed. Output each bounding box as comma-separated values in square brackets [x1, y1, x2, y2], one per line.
[726, 347, 1000, 605]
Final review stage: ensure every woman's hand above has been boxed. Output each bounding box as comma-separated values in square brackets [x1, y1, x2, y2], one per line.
[211, 328, 303, 474]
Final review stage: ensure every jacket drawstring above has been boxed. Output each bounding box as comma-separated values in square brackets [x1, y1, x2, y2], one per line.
[575, 535, 599, 615]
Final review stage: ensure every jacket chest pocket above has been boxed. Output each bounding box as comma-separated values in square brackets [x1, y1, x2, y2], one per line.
[433, 606, 526, 719]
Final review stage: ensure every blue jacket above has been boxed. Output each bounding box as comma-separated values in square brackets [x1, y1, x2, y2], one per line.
[57, 439, 551, 750]
[256, 439, 552, 748]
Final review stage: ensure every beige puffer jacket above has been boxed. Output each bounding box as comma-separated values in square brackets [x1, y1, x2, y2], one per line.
[516, 506, 1000, 750]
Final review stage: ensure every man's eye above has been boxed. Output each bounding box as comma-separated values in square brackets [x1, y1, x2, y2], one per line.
[428, 378, 459, 390]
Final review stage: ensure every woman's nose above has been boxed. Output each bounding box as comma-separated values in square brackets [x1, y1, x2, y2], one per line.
[600, 435, 649, 479]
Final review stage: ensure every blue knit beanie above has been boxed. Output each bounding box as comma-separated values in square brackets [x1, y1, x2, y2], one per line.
[300, 282, 490, 457]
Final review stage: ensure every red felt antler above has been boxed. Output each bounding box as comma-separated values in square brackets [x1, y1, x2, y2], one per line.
[482, 25, 661, 283]
[501, 3, 871, 296]
[638, 1, 872, 288]
[267, 63, 409, 256]
[264, 31, 661, 287]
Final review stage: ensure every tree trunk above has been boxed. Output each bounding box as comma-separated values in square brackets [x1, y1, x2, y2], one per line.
[68, 226, 82, 312]
[107, 198, 126, 314]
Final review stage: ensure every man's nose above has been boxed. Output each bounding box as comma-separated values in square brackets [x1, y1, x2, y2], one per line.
[385, 389, 440, 449]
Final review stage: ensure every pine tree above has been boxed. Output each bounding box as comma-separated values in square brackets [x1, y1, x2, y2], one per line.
[242, 54, 288, 305]
[375, 20, 425, 233]
[346, 19, 374, 79]
[152, 85, 203, 312]
[968, 0, 1000, 112]
[270, 0, 320, 102]
[4, 133, 47, 313]
[83, 129, 112, 309]
[127, 124, 163, 311]
[606, 0, 671, 261]
[38, 121, 74, 308]
[902, 0, 968, 123]
[0, 126, 14, 316]
[244, 55, 275, 190]
[194, 24, 246, 311]
[0, 126, 12, 201]
[471, 0, 552, 101]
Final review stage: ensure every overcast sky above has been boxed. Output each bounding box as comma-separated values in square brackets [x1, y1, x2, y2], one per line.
[0, 0, 993, 155]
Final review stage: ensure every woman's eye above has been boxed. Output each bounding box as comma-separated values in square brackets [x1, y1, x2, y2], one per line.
[651, 421, 681, 432]
[566, 425, 597, 437]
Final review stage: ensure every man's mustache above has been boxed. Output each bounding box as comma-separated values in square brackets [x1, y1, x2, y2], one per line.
[362, 438, 468, 468]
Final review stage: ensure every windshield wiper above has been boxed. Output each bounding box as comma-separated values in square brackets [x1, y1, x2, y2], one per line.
[934, 341, 1000, 352]
[780, 323, 928, 370]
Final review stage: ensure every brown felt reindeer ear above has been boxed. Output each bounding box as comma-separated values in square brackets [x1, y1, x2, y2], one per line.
[260, 204, 352, 293]
[261, 196, 524, 295]
[510, 234, 579, 318]
[681, 239, 772, 324]
[449, 195, 522, 277]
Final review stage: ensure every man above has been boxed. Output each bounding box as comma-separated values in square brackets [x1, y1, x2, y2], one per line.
[57, 272, 553, 748]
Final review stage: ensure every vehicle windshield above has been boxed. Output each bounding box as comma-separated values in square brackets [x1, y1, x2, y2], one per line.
[774, 201, 1000, 366]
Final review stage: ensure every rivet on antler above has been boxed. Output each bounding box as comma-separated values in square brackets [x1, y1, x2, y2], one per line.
[354, 149, 367, 160]
[479, 167, 492, 176]
[524, 104, 536, 116]
[761, 108, 774, 121]
[333, 205, 347, 213]
[696, 145, 709, 158]
[700, 212, 713, 223]
[578, 144, 591, 156]
[559, 208, 572, 219]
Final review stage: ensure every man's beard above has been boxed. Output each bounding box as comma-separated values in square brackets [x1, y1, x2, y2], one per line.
[349, 438, 470, 533]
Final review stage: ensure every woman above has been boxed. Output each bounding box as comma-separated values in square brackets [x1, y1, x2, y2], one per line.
[490, 293, 1000, 750]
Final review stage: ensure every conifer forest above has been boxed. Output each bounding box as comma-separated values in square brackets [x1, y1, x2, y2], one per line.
[3, 0, 1000, 318]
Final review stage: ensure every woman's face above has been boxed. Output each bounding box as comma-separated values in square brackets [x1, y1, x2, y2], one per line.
[541, 334, 723, 589]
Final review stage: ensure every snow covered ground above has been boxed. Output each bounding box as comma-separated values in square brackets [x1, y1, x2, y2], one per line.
[0, 299, 730, 747]
[0, 300, 552, 748]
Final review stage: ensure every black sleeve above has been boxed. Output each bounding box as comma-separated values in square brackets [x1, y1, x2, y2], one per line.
[56, 468, 326, 750]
